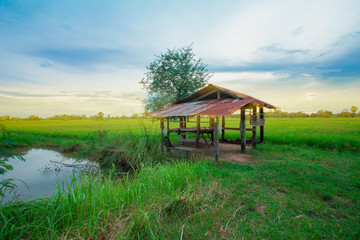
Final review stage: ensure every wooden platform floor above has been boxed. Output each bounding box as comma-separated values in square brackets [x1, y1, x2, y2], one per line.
[178, 142, 254, 165]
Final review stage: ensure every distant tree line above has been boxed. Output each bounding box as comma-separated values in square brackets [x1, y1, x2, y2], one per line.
[265, 106, 359, 118]
[0, 106, 359, 121]
[228, 106, 359, 119]
[0, 112, 149, 121]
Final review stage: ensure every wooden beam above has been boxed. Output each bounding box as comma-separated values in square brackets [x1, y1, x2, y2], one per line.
[214, 116, 219, 161]
[224, 127, 241, 131]
[196, 115, 200, 147]
[221, 116, 225, 141]
[260, 106, 264, 142]
[191, 89, 217, 102]
[240, 108, 246, 152]
[252, 106, 257, 148]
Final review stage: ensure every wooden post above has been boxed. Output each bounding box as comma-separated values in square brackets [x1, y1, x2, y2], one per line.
[260, 106, 264, 142]
[240, 108, 246, 153]
[209, 117, 215, 145]
[166, 117, 170, 138]
[252, 106, 257, 148]
[179, 116, 183, 129]
[196, 115, 200, 147]
[221, 116, 225, 142]
[160, 118, 164, 151]
[214, 116, 219, 161]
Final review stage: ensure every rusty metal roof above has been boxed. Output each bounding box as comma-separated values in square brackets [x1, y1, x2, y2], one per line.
[146, 84, 276, 118]
[146, 97, 275, 118]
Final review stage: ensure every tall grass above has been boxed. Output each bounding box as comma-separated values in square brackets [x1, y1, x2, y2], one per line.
[0, 161, 227, 239]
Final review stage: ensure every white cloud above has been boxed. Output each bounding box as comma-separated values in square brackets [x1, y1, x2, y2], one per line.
[198, 0, 360, 65]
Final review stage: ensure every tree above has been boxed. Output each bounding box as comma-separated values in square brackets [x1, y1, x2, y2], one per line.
[97, 112, 104, 120]
[350, 106, 358, 117]
[335, 109, 352, 118]
[140, 45, 212, 112]
[350, 106, 358, 113]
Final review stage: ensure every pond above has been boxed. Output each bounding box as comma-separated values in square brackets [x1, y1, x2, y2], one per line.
[0, 148, 98, 203]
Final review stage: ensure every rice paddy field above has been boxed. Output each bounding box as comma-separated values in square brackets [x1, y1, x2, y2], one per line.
[1, 118, 359, 239]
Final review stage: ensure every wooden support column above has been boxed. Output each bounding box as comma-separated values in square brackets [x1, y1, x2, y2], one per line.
[179, 117, 184, 145]
[209, 117, 215, 145]
[166, 117, 170, 139]
[252, 106, 257, 148]
[196, 115, 200, 147]
[260, 106, 264, 142]
[179, 116, 183, 129]
[240, 108, 246, 153]
[214, 116, 219, 161]
[221, 116, 225, 142]
[160, 118, 164, 151]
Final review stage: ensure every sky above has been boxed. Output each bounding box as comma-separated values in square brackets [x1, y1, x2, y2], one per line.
[0, 0, 359, 117]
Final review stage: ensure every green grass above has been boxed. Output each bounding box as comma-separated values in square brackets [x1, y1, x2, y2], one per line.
[4, 118, 359, 152]
[0, 118, 359, 239]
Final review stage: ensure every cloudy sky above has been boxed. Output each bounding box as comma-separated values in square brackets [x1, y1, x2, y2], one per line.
[1, 0, 359, 117]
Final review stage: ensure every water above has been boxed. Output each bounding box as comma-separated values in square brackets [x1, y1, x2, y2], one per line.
[0, 148, 98, 203]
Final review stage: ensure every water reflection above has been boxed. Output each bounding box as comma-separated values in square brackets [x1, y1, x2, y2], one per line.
[0, 148, 97, 203]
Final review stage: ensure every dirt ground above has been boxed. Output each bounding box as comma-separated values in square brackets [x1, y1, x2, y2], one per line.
[181, 142, 254, 165]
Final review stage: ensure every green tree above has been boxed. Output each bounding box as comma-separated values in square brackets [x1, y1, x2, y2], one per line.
[140, 45, 212, 112]
[27, 115, 41, 120]
[336, 109, 352, 118]
[350, 106, 358, 113]
[350, 106, 358, 117]
[97, 112, 104, 120]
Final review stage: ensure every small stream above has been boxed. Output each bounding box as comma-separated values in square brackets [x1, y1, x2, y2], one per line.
[0, 148, 98, 203]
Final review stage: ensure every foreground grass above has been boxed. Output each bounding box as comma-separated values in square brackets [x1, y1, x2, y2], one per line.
[1, 143, 359, 239]
[1, 118, 359, 238]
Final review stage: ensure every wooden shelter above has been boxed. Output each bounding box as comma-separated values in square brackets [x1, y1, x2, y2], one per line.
[146, 84, 276, 160]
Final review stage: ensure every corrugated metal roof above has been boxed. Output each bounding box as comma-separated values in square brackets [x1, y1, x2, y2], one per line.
[146, 97, 275, 118]
[146, 84, 276, 118]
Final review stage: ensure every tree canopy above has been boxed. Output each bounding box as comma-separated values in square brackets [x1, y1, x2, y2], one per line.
[140, 45, 212, 112]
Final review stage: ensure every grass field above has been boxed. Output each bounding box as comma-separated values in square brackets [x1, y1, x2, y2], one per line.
[4, 118, 360, 152]
[1, 118, 359, 239]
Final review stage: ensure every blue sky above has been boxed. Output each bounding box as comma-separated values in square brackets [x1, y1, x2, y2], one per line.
[1, 0, 359, 117]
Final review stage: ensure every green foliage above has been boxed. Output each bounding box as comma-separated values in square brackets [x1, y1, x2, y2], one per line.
[140, 45, 211, 112]
[350, 105, 358, 114]
[48, 114, 88, 120]
[0, 115, 10, 121]
[0, 124, 25, 197]
[311, 109, 333, 118]
[265, 106, 359, 118]
[27, 115, 41, 120]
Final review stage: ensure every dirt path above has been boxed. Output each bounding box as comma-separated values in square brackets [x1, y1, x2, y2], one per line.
[188, 143, 254, 165]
